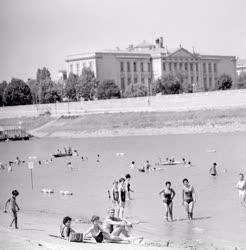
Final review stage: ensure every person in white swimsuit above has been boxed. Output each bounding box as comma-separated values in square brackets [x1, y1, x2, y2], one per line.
[236, 173, 246, 205]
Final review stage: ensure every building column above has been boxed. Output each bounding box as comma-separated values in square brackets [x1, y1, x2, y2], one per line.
[198, 61, 203, 91]
[211, 62, 215, 90]
[193, 61, 197, 92]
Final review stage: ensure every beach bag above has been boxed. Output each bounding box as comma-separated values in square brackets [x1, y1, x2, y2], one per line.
[69, 232, 84, 242]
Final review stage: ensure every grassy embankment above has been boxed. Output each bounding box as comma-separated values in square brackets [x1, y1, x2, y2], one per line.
[1, 107, 246, 137]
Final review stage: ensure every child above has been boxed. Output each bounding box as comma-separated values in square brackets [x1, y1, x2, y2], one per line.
[125, 174, 134, 200]
[60, 216, 75, 240]
[3, 190, 20, 229]
[110, 181, 120, 217]
[84, 215, 113, 243]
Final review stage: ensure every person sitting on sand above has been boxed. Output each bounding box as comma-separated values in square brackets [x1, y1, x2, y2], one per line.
[3, 190, 20, 229]
[159, 181, 175, 221]
[209, 162, 218, 176]
[60, 216, 75, 240]
[103, 208, 132, 239]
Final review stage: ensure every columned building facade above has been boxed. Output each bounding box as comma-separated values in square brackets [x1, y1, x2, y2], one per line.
[65, 41, 237, 93]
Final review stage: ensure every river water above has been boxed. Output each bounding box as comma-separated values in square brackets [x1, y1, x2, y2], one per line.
[0, 133, 246, 248]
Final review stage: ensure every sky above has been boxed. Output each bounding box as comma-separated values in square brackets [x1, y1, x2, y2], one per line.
[0, 0, 245, 82]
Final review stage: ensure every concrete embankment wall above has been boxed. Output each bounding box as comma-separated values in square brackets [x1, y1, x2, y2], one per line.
[1, 89, 246, 119]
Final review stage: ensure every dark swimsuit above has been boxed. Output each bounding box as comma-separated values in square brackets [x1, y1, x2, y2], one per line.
[113, 189, 119, 202]
[163, 190, 172, 205]
[127, 183, 130, 192]
[93, 231, 104, 243]
[120, 190, 126, 202]
[184, 189, 193, 204]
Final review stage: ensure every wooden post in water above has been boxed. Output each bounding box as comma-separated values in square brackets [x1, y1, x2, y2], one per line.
[28, 157, 36, 190]
[30, 168, 34, 190]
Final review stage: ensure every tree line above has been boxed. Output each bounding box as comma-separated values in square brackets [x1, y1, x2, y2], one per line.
[0, 66, 240, 107]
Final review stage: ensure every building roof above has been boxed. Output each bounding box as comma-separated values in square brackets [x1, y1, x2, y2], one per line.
[135, 40, 155, 49]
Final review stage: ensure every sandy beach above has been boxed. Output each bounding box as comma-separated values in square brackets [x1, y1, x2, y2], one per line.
[0, 211, 186, 250]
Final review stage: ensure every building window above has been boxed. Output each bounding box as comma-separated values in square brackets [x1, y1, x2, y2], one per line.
[89, 62, 92, 69]
[203, 77, 207, 89]
[214, 63, 217, 73]
[133, 62, 137, 72]
[148, 77, 151, 84]
[134, 77, 138, 84]
[179, 63, 182, 70]
[203, 63, 206, 73]
[120, 62, 124, 72]
[208, 63, 211, 73]
[127, 77, 131, 85]
[191, 76, 194, 84]
[209, 77, 212, 88]
[141, 77, 144, 84]
[148, 63, 151, 72]
[174, 63, 177, 70]
[163, 62, 166, 71]
[127, 62, 130, 72]
[185, 63, 188, 71]
[141, 62, 144, 72]
[121, 77, 125, 90]
[76, 63, 80, 75]
[190, 63, 193, 71]
[169, 62, 172, 71]
[70, 64, 73, 73]
[196, 63, 198, 72]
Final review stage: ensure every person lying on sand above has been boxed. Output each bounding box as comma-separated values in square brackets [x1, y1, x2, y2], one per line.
[60, 216, 75, 240]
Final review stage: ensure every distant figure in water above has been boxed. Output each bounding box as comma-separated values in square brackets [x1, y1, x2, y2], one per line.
[182, 158, 186, 165]
[38, 160, 42, 165]
[129, 161, 135, 169]
[0, 162, 5, 170]
[182, 178, 196, 220]
[3, 190, 20, 229]
[159, 181, 175, 221]
[97, 154, 100, 163]
[73, 150, 79, 156]
[145, 160, 151, 171]
[236, 173, 246, 205]
[8, 162, 13, 172]
[67, 162, 73, 170]
[210, 163, 218, 176]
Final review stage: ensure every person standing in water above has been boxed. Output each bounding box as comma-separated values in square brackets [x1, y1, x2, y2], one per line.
[236, 173, 246, 205]
[209, 162, 218, 176]
[182, 179, 196, 220]
[3, 190, 20, 229]
[110, 181, 120, 217]
[125, 174, 134, 200]
[118, 178, 127, 218]
[159, 181, 176, 221]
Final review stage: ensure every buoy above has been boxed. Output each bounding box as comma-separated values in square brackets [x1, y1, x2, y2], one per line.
[41, 189, 54, 194]
[60, 190, 73, 195]
[116, 152, 125, 157]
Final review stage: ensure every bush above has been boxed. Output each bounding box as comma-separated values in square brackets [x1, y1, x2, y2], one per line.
[216, 74, 232, 90]
[3, 78, 32, 106]
[123, 83, 148, 97]
[97, 80, 121, 99]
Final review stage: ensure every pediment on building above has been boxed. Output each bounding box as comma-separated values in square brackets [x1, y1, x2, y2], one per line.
[167, 48, 196, 59]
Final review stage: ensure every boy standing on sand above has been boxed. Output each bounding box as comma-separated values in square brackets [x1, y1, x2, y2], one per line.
[3, 190, 20, 229]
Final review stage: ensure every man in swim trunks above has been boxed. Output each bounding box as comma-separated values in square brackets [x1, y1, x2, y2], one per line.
[236, 173, 246, 205]
[159, 181, 175, 221]
[182, 178, 196, 220]
[125, 174, 134, 200]
[103, 208, 132, 239]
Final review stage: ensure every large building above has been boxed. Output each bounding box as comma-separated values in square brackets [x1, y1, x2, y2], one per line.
[65, 38, 237, 92]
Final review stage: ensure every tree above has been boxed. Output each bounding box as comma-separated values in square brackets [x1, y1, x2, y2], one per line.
[216, 74, 232, 90]
[36, 67, 51, 82]
[123, 83, 148, 97]
[76, 68, 98, 100]
[3, 78, 32, 106]
[64, 73, 78, 101]
[153, 74, 182, 95]
[97, 80, 121, 99]
[27, 79, 39, 104]
[39, 79, 62, 103]
[0, 81, 7, 106]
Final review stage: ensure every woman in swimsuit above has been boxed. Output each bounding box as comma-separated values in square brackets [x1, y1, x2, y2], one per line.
[118, 178, 127, 219]
[236, 173, 246, 205]
[159, 181, 175, 221]
[111, 180, 120, 217]
[182, 178, 196, 220]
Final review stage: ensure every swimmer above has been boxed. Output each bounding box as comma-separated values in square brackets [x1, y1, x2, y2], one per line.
[97, 154, 100, 163]
[125, 174, 134, 200]
[182, 178, 196, 220]
[67, 162, 73, 170]
[209, 162, 218, 176]
[145, 160, 151, 171]
[118, 178, 127, 218]
[235, 173, 246, 205]
[159, 181, 175, 221]
[110, 181, 120, 217]
[182, 158, 186, 165]
[129, 161, 135, 169]
[0, 162, 5, 170]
